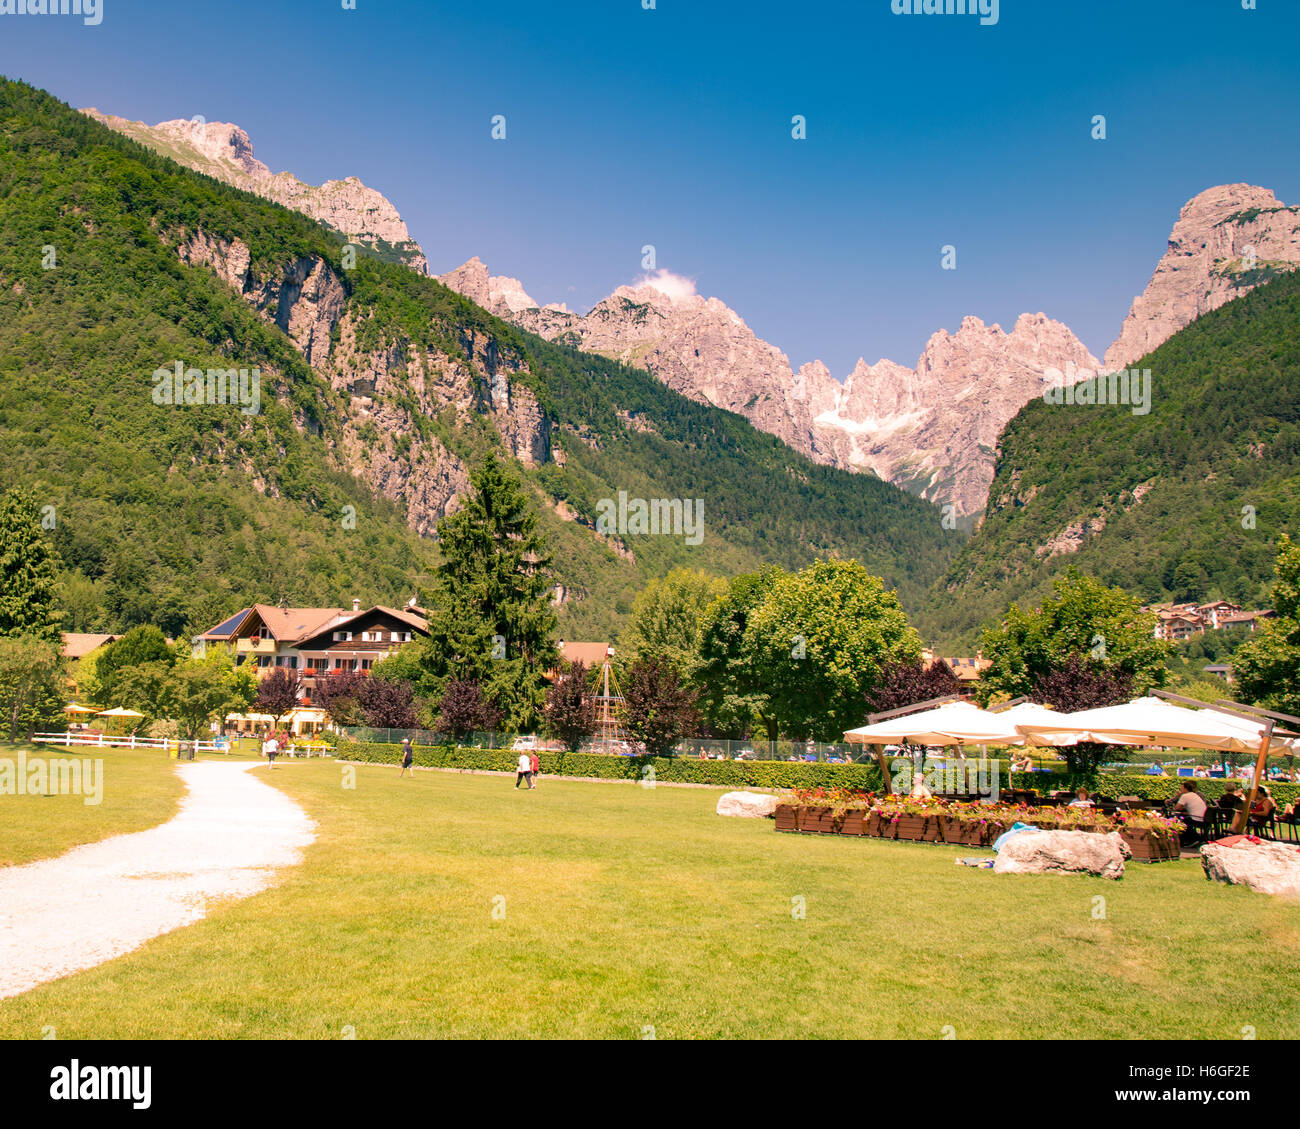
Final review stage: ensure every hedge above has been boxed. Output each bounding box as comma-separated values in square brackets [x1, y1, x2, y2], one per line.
[334, 742, 1297, 804]
[337, 741, 886, 791]
[1012, 772, 1300, 807]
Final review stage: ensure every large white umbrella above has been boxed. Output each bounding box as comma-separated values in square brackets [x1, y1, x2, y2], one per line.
[845, 701, 1024, 746]
[96, 707, 146, 718]
[1013, 696, 1293, 754]
[991, 702, 1087, 747]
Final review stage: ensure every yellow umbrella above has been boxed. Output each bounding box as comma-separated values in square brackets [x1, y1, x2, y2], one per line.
[64, 703, 99, 714]
[96, 707, 146, 717]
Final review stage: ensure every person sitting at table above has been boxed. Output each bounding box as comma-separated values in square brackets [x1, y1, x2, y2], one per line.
[1173, 781, 1209, 822]
[1283, 799, 1300, 824]
[1250, 787, 1277, 828]
[1068, 788, 1094, 808]
[1217, 783, 1245, 812]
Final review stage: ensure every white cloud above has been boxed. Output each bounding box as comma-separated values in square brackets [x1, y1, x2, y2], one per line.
[636, 268, 699, 305]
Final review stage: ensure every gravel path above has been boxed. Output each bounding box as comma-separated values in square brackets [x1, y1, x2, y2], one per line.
[0, 761, 315, 1000]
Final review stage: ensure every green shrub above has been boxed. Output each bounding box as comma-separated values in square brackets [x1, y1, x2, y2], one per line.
[337, 741, 885, 791]
[1011, 771, 1299, 807]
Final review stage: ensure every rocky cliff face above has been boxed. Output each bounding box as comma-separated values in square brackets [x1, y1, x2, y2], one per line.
[1105, 184, 1300, 369]
[442, 261, 1096, 519]
[814, 315, 1100, 518]
[171, 229, 553, 537]
[82, 108, 429, 274]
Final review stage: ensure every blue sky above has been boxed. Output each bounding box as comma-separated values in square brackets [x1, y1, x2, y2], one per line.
[3, 0, 1298, 376]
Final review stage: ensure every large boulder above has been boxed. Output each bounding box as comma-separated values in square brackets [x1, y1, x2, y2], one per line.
[993, 830, 1130, 880]
[1201, 837, 1300, 900]
[716, 791, 779, 818]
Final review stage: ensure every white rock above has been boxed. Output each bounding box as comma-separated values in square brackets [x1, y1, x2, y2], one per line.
[993, 830, 1130, 880]
[716, 791, 778, 818]
[1201, 839, 1300, 900]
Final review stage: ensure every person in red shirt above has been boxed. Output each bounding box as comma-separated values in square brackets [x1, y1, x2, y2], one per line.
[529, 751, 540, 787]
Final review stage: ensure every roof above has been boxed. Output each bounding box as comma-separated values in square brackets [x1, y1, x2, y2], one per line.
[61, 632, 117, 660]
[199, 602, 431, 646]
[294, 605, 431, 650]
[559, 641, 610, 667]
[245, 605, 348, 643]
[199, 607, 252, 640]
[372, 605, 430, 631]
[938, 656, 992, 682]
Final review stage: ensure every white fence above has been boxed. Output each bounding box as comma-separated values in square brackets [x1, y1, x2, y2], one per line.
[32, 733, 228, 753]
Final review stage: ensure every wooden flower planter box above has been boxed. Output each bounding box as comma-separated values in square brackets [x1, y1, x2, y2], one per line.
[941, 816, 966, 845]
[1121, 829, 1181, 862]
[866, 811, 885, 838]
[921, 815, 943, 842]
[837, 810, 867, 836]
[799, 806, 836, 834]
[893, 815, 927, 842]
[774, 803, 798, 833]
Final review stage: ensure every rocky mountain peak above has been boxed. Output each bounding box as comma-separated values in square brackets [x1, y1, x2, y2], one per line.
[440, 257, 540, 316]
[81, 107, 429, 274]
[1105, 183, 1300, 369]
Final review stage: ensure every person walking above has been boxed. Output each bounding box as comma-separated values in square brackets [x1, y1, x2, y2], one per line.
[516, 751, 533, 789]
[263, 731, 279, 769]
[529, 750, 540, 788]
[398, 736, 414, 778]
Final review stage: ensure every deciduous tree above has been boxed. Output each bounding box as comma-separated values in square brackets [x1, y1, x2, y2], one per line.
[544, 661, 597, 752]
[622, 656, 697, 757]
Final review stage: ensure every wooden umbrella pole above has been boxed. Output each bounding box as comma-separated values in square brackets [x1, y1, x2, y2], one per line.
[1233, 719, 1275, 835]
[873, 744, 893, 794]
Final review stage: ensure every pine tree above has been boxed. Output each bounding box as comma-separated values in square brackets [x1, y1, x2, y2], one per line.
[0, 487, 63, 643]
[417, 451, 558, 730]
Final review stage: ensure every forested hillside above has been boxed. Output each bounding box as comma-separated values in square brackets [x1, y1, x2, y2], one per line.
[919, 269, 1300, 649]
[0, 79, 958, 641]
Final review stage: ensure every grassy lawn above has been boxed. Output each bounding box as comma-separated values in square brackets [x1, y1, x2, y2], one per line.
[1, 761, 1298, 1038]
[0, 743, 185, 867]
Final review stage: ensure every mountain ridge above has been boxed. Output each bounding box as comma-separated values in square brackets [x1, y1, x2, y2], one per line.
[2, 79, 956, 643]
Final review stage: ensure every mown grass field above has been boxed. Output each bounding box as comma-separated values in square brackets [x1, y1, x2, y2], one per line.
[0, 743, 185, 867]
[2, 758, 1298, 1039]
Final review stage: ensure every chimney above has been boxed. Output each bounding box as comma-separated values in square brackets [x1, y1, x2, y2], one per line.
[352, 598, 361, 613]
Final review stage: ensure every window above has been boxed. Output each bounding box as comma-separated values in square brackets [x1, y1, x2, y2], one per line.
[361, 659, 374, 671]
[258, 656, 272, 668]
[332, 631, 353, 642]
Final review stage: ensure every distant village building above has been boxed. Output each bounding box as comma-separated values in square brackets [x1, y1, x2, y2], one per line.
[1141, 601, 1273, 642]
[920, 649, 990, 683]
[61, 632, 118, 662]
[60, 632, 119, 697]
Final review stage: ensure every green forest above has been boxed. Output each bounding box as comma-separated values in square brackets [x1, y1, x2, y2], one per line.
[0, 78, 958, 644]
[918, 267, 1300, 649]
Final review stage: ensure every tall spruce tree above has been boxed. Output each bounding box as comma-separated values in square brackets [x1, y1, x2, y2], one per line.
[415, 451, 558, 730]
[0, 487, 62, 643]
